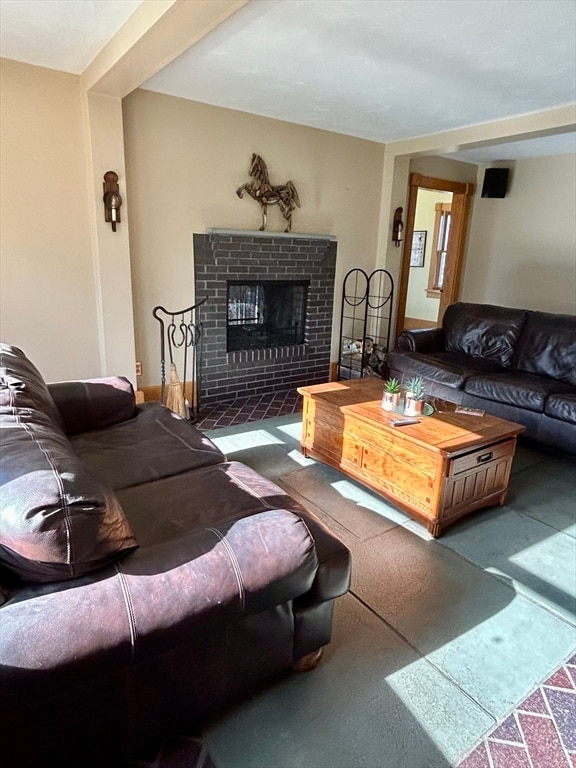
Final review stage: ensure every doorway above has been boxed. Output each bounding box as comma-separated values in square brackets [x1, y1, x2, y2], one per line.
[395, 173, 474, 334]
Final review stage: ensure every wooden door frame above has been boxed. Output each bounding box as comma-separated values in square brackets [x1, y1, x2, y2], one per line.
[395, 173, 474, 335]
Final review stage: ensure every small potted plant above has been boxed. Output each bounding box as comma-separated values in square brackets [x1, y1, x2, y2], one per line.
[381, 377, 401, 411]
[404, 376, 426, 416]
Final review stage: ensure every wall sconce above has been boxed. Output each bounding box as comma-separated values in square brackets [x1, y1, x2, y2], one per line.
[103, 171, 122, 232]
[392, 207, 404, 247]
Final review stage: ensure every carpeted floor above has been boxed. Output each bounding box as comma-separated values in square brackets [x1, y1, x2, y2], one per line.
[132, 405, 575, 768]
[130, 736, 215, 768]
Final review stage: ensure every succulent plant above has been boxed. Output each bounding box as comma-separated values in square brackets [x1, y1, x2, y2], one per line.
[384, 377, 401, 394]
[406, 376, 426, 401]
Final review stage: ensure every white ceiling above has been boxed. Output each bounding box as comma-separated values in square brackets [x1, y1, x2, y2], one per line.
[1, 0, 575, 163]
[0, 0, 142, 74]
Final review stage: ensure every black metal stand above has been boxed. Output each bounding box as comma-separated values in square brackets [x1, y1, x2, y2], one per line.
[337, 269, 394, 380]
[152, 298, 206, 421]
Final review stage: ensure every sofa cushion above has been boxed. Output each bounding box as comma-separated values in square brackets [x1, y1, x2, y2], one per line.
[514, 311, 576, 386]
[71, 402, 225, 490]
[0, 345, 138, 582]
[545, 393, 576, 424]
[49, 378, 136, 436]
[464, 371, 575, 413]
[443, 302, 528, 367]
[386, 350, 504, 390]
[0, 344, 65, 430]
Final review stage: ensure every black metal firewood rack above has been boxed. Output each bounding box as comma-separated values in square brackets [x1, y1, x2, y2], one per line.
[337, 268, 394, 380]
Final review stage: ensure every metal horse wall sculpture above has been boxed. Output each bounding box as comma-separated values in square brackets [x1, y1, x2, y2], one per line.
[236, 153, 301, 232]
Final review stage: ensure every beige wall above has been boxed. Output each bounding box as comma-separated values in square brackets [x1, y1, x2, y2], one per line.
[402, 152, 576, 318]
[123, 89, 385, 385]
[409, 156, 478, 185]
[1, 58, 574, 388]
[83, 91, 137, 382]
[463, 155, 576, 313]
[0, 59, 101, 382]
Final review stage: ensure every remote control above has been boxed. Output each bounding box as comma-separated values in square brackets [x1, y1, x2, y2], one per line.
[390, 418, 420, 427]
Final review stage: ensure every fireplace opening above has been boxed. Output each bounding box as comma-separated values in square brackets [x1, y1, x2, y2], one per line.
[227, 280, 309, 352]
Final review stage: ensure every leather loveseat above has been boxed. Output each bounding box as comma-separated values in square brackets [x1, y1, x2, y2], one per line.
[386, 302, 576, 454]
[0, 343, 351, 767]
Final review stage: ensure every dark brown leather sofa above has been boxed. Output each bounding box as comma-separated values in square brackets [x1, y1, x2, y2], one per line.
[0, 344, 351, 767]
[387, 302, 576, 454]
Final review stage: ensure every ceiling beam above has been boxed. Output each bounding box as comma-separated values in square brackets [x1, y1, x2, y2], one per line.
[386, 104, 576, 159]
[81, 0, 250, 98]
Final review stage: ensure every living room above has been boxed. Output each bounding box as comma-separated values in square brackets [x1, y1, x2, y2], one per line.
[1, 0, 574, 389]
[1, 2, 575, 767]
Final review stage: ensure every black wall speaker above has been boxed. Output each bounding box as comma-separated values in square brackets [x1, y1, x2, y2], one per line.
[481, 168, 510, 198]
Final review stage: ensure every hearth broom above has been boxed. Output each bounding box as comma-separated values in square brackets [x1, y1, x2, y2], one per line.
[165, 362, 187, 419]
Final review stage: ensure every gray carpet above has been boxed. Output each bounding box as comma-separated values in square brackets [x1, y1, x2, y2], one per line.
[278, 461, 405, 546]
[130, 736, 214, 768]
[140, 414, 575, 768]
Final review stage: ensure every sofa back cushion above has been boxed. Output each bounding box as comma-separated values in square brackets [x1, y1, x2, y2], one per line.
[0, 344, 65, 430]
[515, 311, 576, 385]
[48, 378, 136, 436]
[0, 344, 138, 582]
[71, 401, 225, 491]
[443, 302, 528, 367]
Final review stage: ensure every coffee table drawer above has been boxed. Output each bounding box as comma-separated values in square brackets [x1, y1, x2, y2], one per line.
[449, 439, 516, 477]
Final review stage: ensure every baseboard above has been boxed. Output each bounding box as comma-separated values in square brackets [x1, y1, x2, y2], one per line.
[139, 383, 197, 404]
[140, 384, 162, 402]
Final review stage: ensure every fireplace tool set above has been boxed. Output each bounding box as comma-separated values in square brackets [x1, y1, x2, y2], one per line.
[152, 298, 206, 421]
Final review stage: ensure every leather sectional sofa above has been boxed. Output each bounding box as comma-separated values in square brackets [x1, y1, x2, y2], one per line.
[0, 344, 351, 767]
[387, 302, 576, 455]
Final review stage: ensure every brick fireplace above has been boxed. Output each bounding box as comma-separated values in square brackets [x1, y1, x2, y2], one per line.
[193, 231, 337, 404]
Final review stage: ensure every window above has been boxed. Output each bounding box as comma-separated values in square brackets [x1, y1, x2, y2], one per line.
[427, 203, 451, 297]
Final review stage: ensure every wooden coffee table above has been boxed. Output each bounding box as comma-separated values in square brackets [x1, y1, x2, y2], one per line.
[298, 379, 525, 537]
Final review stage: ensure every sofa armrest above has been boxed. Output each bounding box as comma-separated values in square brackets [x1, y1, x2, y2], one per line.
[0, 509, 318, 691]
[123, 508, 318, 658]
[48, 377, 136, 436]
[396, 327, 445, 353]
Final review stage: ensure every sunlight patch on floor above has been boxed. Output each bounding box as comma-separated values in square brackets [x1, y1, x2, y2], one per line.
[211, 429, 284, 453]
[330, 478, 410, 525]
[510, 530, 571, 570]
[286, 448, 316, 467]
[276, 419, 303, 442]
[383, 655, 495, 764]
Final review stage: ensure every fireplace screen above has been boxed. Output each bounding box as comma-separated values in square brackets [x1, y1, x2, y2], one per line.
[227, 280, 308, 352]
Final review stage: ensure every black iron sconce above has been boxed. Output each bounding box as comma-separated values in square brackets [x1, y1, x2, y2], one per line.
[103, 171, 122, 232]
[392, 207, 404, 247]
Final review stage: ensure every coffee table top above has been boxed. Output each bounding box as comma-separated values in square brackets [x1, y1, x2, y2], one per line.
[298, 378, 385, 405]
[298, 378, 525, 455]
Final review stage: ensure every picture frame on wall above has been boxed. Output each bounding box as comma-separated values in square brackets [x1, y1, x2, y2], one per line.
[410, 230, 427, 267]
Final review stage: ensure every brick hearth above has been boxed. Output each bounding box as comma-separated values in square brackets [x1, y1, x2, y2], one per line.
[193, 231, 337, 404]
